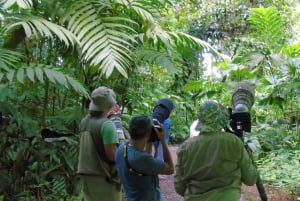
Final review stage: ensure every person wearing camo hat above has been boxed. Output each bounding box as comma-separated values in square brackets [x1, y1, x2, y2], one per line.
[174, 100, 258, 201]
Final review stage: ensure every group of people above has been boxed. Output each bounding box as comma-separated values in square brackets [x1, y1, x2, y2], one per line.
[77, 86, 258, 201]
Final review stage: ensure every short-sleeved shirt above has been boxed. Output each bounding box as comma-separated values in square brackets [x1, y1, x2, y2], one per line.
[174, 131, 258, 201]
[101, 120, 118, 144]
[115, 143, 165, 201]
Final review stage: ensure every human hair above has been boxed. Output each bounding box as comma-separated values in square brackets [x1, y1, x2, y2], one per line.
[128, 115, 153, 140]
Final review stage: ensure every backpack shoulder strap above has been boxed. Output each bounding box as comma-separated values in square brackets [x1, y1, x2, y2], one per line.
[123, 142, 145, 176]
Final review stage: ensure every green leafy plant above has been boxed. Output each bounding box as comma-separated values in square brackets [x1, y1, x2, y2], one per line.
[257, 150, 300, 196]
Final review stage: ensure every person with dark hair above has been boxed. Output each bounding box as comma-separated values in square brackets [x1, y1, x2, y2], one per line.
[174, 100, 258, 201]
[77, 86, 121, 201]
[115, 114, 174, 201]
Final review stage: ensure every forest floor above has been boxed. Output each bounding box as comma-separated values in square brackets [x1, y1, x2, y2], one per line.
[159, 146, 297, 201]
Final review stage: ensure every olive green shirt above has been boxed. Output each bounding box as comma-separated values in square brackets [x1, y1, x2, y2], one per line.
[174, 131, 258, 201]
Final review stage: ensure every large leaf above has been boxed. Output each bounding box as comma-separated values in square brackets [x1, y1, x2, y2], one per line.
[248, 7, 286, 51]
[0, 48, 23, 71]
[0, 0, 32, 9]
[3, 15, 78, 47]
[122, 0, 171, 23]
[0, 65, 89, 98]
[169, 32, 223, 59]
[135, 48, 177, 74]
[62, 1, 137, 78]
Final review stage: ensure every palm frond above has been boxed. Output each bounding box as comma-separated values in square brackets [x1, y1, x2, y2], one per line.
[135, 48, 177, 74]
[0, 48, 23, 71]
[0, 64, 89, 97]
[62, 1, 137, 78]
[51, 177, 66, 193]
[248, 6, 286, 50]
[168, 32, 223, 58]
[117, 0, 171, 23]
[0, 0, 32, 9]
[4, 16, 78, 47]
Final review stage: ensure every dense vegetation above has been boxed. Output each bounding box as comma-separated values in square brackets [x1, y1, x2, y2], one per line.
[0, 0, 299, 200]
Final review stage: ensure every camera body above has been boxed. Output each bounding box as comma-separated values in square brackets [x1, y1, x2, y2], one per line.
[149, 119, 162, 142]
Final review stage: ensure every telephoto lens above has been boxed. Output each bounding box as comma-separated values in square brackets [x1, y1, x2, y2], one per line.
[232, 81, 255, 114]
[230, 81, 255, 133]
[150, 98, 174, 141]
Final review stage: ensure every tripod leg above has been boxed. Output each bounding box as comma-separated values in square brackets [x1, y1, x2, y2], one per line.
[256, 171, 268, 201]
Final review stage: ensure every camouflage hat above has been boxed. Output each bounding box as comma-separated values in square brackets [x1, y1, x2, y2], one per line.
[195, 100, 229, 132]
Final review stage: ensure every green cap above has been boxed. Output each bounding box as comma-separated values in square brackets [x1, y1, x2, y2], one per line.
[196, 100, 229, 132]
[129, 115, 153, 139]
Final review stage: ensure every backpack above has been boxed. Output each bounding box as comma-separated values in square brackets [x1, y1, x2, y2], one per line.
[78, 115, 120, 186]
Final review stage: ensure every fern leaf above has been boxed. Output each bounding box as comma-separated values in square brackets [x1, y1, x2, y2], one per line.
[248, 7, 285, 50]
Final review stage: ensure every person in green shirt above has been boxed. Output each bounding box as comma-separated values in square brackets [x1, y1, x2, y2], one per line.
[174, 100, 258, 201]
[77, 86, 121, 201]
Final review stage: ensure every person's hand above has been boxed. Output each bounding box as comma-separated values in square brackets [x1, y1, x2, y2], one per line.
[154, 123, 166, 142]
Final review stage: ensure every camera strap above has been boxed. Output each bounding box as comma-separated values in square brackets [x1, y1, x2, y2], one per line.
[123, 142, 146, 176]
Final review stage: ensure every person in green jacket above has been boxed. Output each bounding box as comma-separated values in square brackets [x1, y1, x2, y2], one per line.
[174, 100, 258, 201]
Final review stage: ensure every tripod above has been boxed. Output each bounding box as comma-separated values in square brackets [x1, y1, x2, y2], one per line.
[234, 121, 268, 201]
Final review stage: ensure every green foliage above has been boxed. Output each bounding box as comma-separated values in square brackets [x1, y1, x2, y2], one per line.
[248, 7, 286, 52]
[258, 150, 300, 194]
[0, 65, 89, 98]
[0, 0, 300, 199]
[284, 42, 300, 58]
[3, 15, 77, 47]
[0, 102, 80, 200]
[0, 48, 23, 71]
[0, 0, 33, 9]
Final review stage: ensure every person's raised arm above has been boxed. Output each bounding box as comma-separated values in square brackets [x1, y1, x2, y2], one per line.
[156, 125, 174, 175]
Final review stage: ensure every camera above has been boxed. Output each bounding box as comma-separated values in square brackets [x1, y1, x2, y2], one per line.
[149, 119, 162, 142]
[149, 98, 174, 142]
[229, 81, 268, 201]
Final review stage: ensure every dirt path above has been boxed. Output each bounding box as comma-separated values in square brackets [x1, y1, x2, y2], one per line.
[159, 146, 296, 201]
